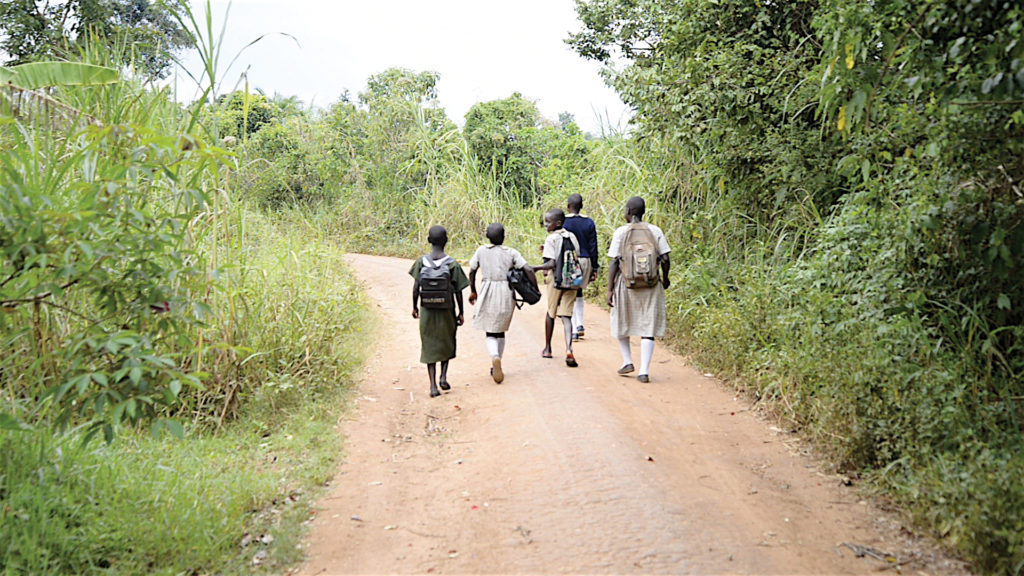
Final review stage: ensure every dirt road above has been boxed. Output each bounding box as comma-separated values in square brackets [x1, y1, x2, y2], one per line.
[297, 254, 965, 575]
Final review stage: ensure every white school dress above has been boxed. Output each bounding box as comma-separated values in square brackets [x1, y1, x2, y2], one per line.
[608, 223, 672, 339]
[469, 244, 528, 333]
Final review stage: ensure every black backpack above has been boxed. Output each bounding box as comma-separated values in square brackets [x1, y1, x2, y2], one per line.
[507, 267, 541, 309]
[553, 234, 583, 290]
[419, 256, 454, 309]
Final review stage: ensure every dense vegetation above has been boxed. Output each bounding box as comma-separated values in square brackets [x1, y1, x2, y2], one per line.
[1, 6, 368, 574]
[568, 0, 1023, 572]
[1, 0, 1021, 573]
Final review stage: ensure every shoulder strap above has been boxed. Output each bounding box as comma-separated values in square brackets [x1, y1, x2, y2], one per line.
[423, 255, 452, 268]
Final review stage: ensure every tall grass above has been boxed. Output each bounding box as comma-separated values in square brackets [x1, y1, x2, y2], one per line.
[2, 3, 371, 574]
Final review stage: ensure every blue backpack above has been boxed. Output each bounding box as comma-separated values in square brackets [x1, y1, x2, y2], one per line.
[553, 234, 583, 290]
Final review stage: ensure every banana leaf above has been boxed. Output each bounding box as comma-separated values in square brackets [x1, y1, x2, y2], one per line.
[0, 62, 119, 90]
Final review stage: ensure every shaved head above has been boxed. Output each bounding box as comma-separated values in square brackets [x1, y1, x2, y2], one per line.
[626, 196, 646, 218]
[427, 225, 448, 247]
[545, 208, 566, 225]
[486, 222, 505, 245]
[567, 193, 583, 212]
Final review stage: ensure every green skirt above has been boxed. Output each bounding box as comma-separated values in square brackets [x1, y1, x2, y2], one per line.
[419, 306, 458, 363]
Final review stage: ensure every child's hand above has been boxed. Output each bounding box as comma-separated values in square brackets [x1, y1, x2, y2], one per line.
[468, 292, 477, 305]
[412, 307, 419, 319]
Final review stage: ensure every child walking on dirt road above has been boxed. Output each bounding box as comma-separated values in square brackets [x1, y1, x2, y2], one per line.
[563, 193, 599, 341]
[410, 225, 470, 398]
[534, 208, 582, 367]
[606, 196, 671, 383]
[468, 223, 537, 383]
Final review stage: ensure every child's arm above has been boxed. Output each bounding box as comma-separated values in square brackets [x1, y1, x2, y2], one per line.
[454, 289, 464, 326]
[533, 257, 554, 272]
[659, 253, 671, 289]
[606, 257, 620, 307]
[468, 268, 478, 305]
[522, 264, 539, 289]
[412, 278, 420, 318]
[587, 223, 600, 275]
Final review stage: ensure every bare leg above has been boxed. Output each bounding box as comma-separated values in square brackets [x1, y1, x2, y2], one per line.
[542, 313, 554, 357]
[563, 316, 577, 366]
[427, 363, 440, 397]
[439, 360, 451, 390]
[562, 317, 574, 353]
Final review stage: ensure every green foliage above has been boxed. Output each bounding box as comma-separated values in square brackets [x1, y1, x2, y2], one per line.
[463, 92, 543, 203]
[209, 90, 276, 141]
[572, 0, 1024, 572]
[569, 0, 844, 222]
[0, 62, 119, 89]
[0, 330, 363, 575]
[176, 206, 369, 428]
[351, 67, 455, 195]
[0, 3, 370, 573]
[461, 94, 595, 205]
[0, 114, 219, 440]
[0, 0, 190, 78]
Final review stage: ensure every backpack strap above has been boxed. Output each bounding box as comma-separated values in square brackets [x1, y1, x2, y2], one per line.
[423, 255, 452, 268]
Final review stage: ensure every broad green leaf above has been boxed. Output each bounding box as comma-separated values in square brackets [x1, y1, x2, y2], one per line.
[163, 419, 185, 439]
[0, 62, 119, 90]
[997, 293, 1011, 310]
[0, 413, 28, 431]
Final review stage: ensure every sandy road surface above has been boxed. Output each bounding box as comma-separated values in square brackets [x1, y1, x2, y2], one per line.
[297, 254, 966, 575]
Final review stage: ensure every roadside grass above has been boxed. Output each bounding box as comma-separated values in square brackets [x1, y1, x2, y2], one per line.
[1, 399, 344, 575]
[0, 206, 369, 575]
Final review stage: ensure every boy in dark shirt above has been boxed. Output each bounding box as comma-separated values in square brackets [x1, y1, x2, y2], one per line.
[562, 193, 599, 340]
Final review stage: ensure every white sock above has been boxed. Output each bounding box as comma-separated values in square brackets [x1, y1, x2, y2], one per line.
[485, 336, 499, 359]
[497, 337, 506, 358]
[562, 317, 573, 352]
[572, 296, 584, 331]
[618, 337, 633, 367]
[640, 338, 655, 375]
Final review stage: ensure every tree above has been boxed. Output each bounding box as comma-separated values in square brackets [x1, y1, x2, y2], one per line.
[210, 90, 275, 140]
[568, 0, 840, 218]
[0, 0, 189, 78]
[336, 67, 454, 194]
[463, 92, 543, 203]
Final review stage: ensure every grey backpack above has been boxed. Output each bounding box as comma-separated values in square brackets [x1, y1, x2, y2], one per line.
[621, 224, 660, 289]
[419, 256, 454, 309]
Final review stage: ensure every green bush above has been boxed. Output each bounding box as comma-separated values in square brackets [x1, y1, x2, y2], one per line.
[570, 0, 1024, 572]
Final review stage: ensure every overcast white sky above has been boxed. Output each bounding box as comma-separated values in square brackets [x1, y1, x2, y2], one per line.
[174, 0, 632, 134]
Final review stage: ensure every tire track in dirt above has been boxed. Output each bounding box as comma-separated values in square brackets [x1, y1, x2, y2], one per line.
[295, 254, 968, 575]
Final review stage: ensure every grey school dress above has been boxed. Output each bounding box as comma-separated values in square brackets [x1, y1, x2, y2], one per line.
[608, 223, 672, 339]
[469, 244, 527, 333]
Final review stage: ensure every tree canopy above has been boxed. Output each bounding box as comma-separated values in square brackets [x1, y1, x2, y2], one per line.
[0, 0, 190, 78]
